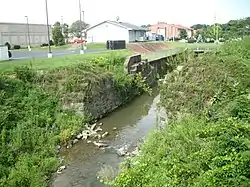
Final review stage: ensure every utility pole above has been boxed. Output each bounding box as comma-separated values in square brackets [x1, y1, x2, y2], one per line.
[61, 16, 64, 34]
[82, 10, 86, 49]
[25, 16, 31, 51]
[45, 0, 52, 58]
[216, 23, 219, 43]
[172, 24, 175, 42]
[79, 0, 84, 54]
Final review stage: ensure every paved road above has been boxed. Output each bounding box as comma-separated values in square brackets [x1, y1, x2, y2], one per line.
[11, 49, 106, 60]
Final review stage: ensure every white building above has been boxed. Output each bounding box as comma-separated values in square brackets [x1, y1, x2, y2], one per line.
[85, 20, 148, 43]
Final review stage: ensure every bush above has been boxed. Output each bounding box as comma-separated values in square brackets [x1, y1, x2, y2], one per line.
[111, 117, 250, 187]
[49, 40, 54, 46]
[40, 40, 54, 47]
[0, 67, 87, 186]
[187, 38, 196, 43]
[13, 45, 21, 49]
[40, 43, 49, 47]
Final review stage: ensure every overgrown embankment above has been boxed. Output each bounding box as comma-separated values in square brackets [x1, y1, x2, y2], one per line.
[0, 50, 148, 186]
[109, 38, 250, 186]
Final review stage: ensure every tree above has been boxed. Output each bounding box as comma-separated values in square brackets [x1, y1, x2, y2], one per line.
[206, 24, 223, 39]
[179, 29, 187, 39]
[52, 21, 65, 46]
[62, 23, 69, 39]
[141, 24, 151, 29]
[69, 20, 89, 38]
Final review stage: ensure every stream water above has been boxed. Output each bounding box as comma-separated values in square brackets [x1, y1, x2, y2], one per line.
[52, 89, 160, 187]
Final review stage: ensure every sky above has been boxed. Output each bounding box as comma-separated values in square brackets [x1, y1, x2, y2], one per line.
[0, 0, 249, 27]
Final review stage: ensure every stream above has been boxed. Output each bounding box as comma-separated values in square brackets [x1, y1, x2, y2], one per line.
[52, 89, 161, 187]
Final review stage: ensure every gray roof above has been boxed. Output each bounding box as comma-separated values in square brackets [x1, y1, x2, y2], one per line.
[109, 21, 148, 31]
[86, 20, 148, 31]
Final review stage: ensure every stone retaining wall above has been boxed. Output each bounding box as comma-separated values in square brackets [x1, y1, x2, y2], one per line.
[124, 48, 188, 86]
[64, 49, 188, 120]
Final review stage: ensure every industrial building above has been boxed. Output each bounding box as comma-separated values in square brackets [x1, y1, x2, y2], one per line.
[0, 22, 52, 47]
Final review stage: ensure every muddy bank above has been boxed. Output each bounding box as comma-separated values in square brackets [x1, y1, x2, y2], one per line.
[52, 88, 160, 187]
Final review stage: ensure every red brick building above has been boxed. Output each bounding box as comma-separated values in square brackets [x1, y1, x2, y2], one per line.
[150, 22, 193, 40]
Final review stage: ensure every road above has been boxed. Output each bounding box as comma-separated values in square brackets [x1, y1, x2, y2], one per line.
[11, 49, 106, 60]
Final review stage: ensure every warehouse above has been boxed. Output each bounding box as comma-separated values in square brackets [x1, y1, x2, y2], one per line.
[0, 22, 52, 47]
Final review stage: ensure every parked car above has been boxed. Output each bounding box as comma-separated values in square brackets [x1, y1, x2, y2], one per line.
[68, 39, 87, 44]
[156, 35, 164, 41]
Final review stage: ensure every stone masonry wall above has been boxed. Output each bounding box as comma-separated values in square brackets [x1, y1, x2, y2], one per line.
[63, 49, 187, 120]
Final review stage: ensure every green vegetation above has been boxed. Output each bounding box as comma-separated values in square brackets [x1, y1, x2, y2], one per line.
[52, 22, 65, 46]
[108, 38, 250, 186]
[168, 42, 221, 49]
[86, 42, 106, 49]
[192, 17, 250, 40]
[0, 48, 151, 186]
[179, 29, 188, 39]
[0, 50, 131, 73]
[69, 20, 89, 38]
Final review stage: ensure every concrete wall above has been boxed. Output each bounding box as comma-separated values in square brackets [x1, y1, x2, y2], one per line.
[60, 49, 187, 121]
[124, 49, 188, 85]
[0, 22, 52, 47]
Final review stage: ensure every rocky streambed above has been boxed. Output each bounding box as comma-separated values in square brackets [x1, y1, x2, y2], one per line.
[51, 88, 165, 187]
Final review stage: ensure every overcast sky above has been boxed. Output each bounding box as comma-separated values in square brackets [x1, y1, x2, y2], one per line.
[0, 0, 249, 27]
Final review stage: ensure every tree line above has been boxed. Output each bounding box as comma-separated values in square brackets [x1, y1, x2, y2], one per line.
[191, 17, 250, 40]
[52, 20, 89, 46]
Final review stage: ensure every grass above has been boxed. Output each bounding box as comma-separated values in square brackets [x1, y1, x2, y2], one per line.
[142, 48, 184, 60]
[0, 50, 132, 73]
[167, 41, 221, 49]
[86, 42, 106, 49]
[13, 44, 72, 51]
[12, 42, 106, 52]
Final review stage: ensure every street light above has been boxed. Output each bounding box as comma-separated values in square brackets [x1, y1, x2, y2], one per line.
[79, 0, 84, 54]
[82, 10, 87, 50]
[25, 16, 31, 51]
[61, 16, 64, 34]
[45, 0, 52, 58]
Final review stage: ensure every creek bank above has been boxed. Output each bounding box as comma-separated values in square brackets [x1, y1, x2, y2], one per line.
[52, 88, 160, 187]
[52, 49, 187, 177]
[0, 48, 185, 187]
[110, 38, 250, 187]
[54, 49, 187, 147]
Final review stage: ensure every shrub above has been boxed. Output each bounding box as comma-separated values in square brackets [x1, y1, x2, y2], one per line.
[187, 38, 196, 43]
[13, 45, 21, 49]
[0, 70, 86, 186]
[40, 43, 49, 47]
[111, 117, 250, 187]
[49, 40, 54, 46]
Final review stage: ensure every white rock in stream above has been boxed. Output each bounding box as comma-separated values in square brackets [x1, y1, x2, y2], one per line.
[101, 132, 109, 138]
[76, 133, 83, 139]
[90, 123, 97, 131]
[130, 147, 140, 156]
[56, 165, 66, 174]
[93, 141, 109, 148]
[117, 145, 129, 157]
[73, 139, 79, 144]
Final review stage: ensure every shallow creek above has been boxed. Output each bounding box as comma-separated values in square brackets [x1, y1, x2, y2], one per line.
[52, 89, 161, 187]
